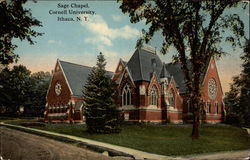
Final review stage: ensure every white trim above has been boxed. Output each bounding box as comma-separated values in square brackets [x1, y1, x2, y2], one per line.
[202, 58, 212, 85]
[141, 105, 161, 110]
[58, 59, 74, 95]
[79, 104, 84, 111]
[112, 58, 124, 80]
[148, 74, 160, 95]
[206, 121, 221, 124]
[149, 86, 158, 106]
[170, 120, 183, 124]
[118, 66, 135, 87]
[213, 59, 224, 95]
[206, 113, 222, 117]
[122, 84, 132, 106]
[124, 113, 130, 121]
[66, 109, 70, 114]
[45, 59, 59, 99]
[202, 57, 224, 95]
[141, 44, 157, 54]
[48, 113, 67, 117]
[70, 99, 75, 105]
[118, 67, 126, 85]
[119, 105, 136, 110]
[125, 66, 135, 86]
[167, 107, 183, 113]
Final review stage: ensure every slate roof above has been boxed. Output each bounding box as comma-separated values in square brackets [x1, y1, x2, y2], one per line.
[165, 63, 187, 93]
[126, 47, 163, 82]
[160, 63, 171, 78]
[165, 58, 211, 94]
[125, 46, 211, 94]
[59, 60, 113, 97]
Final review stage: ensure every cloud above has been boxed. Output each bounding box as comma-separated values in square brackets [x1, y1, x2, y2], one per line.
[85, 36, 113, 46]
[81, 14, 140, 46]
[95, 45, 132, 71]
[48, 40, 62, 45]
[112, 15, 122, 22]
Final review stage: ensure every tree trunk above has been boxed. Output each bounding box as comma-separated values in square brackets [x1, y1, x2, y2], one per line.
[192, 109, 200, 139]
[191, 69, 202, 139]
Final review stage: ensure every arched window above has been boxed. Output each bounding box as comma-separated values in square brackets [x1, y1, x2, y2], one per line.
[122, 84, 131, 106]
[168, 89, 175, 107]
[215, 102, 219, 114]
[150, 86, 158, 105]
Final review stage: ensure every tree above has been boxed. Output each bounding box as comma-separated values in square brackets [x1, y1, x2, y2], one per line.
[118, 0, 246, 138]
[83, 52, 121, 133]
[224, 76, 241, 125]
[27, 71, 51, 116]
[0, 0, 42, 65]
[239, 39, 250, 126]
[224, 39, 250, 127]
[0, 66, 51, 116]
[0, 65, 32, 114]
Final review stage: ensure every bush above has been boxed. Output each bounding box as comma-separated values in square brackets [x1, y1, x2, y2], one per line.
[225, 113, 242, 126]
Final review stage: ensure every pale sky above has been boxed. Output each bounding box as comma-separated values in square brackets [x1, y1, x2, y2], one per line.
[12, 1, 249, 93]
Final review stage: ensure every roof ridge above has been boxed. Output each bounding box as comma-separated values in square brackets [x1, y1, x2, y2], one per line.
[59, 59, 93, 69]
[137, 48, 143, 81]
[59, 59, 114, 73]
[160, 64, 170, 78]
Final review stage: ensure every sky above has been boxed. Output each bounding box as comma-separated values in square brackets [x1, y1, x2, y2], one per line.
[13, 1, 249, 93]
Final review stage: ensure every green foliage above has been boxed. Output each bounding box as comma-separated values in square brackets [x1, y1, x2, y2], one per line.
[83, 52, 121, 133]
[31, 124, 250, 156]
[118, 0, 246, 138]
[27, 71, 51, 116]
[0, 65, 31, 114]
[224, 39, 250, 127]
[0, 65, 51, 116]
[0, 0, 42, 65]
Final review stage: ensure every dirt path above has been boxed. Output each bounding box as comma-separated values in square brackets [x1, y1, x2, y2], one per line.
[0, 127, 131, 160]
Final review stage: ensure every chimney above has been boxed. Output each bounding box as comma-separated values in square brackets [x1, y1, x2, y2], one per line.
[141, 44, 157, 54]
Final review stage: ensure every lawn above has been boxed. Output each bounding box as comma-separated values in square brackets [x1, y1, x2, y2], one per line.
[8, 121, 249, 156]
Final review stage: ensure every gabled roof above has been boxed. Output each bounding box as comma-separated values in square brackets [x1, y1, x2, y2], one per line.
[59, 60, 113, 97]
[121, 60, 127, 66]
[165, 62, 187, 93]
[124, 45, 213, 94]
[165, 58, 211, 94]
[126, 47, 163, 82]
[160, 63, 171, 78]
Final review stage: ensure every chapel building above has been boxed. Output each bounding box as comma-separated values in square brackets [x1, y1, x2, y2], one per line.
[44, 45, 224, 124]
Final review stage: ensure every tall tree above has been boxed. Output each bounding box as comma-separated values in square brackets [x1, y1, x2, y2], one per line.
[239, 39, 250, 126]
[0, 0, 42, 65]
[0, 65, 32, 114]
[224, 39, 250, 126]
[224, 76, 241, 125]
[83, 52, 120, 133]
[27, 71, 51, 116]
[0, 66, 50, 116]
[118, 0, 246, 138]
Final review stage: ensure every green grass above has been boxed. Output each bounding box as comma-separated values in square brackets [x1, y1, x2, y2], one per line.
[22, 123, 250, 156]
